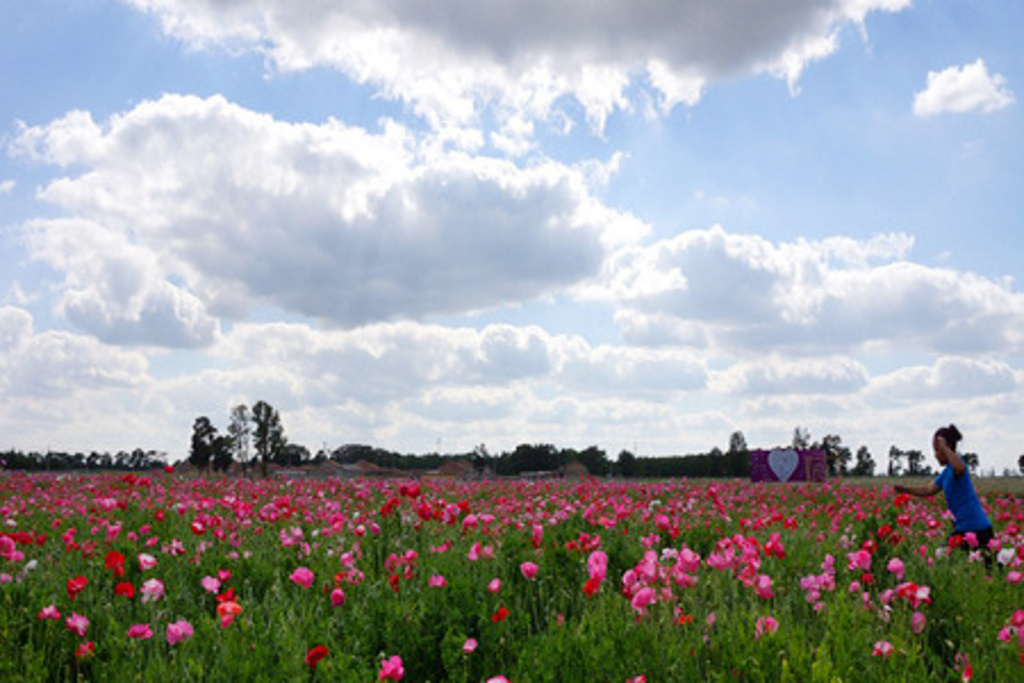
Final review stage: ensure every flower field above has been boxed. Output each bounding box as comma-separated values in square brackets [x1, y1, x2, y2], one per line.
[1, 472, 1022, 682]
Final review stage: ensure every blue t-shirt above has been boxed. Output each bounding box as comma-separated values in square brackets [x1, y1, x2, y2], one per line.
[934, 464, 991, 533]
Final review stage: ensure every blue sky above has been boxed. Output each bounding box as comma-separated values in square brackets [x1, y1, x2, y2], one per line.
[2, 0, 1022, 471]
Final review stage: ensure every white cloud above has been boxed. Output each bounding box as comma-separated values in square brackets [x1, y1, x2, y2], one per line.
[0, 306, 149, 398]
[125, 0, 911, 132]
[0, 179, 14, 194]
[14, 95, 639, 339]
[718, 356, 869, 396]
[913, 59, 1015, 117]
[593, 226, 1024, 356]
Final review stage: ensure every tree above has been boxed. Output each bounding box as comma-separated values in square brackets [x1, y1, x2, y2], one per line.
[850, 446, 875, 477]
[189, 417, 219, 470]
[962, 452, 980, 471]
[617, 450, 637, 478]
[1018, 454, 1024, 476]
[792, 427, 811, 449]
[252, 400, 286, 477]
[905, 448, 926, 476]
[819, 434, 852, 477]
[728, 431, 748, 454]
[227, 404, 251, 475]
[887, 446, 904, 477]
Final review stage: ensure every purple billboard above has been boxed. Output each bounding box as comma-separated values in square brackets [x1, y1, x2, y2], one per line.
[749, 449, 827, 483]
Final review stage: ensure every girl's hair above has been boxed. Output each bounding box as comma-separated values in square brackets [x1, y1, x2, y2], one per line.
[935, 424, 963, 450]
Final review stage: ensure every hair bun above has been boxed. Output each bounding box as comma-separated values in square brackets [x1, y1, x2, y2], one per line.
[948, 424, 962, 441]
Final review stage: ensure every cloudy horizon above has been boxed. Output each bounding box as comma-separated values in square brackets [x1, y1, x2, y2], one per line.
[2, 1, 1022, 471]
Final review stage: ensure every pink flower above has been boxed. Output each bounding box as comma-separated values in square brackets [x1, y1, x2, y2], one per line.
[330, 587, 346, 607]
[65, 612, 89, 637]
[140, 578, 164, 604]
[631, 587, 655, 613]
[886, 558, 905, 581]
[201, 576, 222, 594]
[755, 615, 778, 641]
[1007, 571, 1022, 585]
[587, 550, 608, 582]
[488, 578, 501, 593]
[486, 677, 510, 683]
[846, 550, 872, 572]
[166, 619, 194, 645]
[378, 654, 405, 681]
[872, 641, 895, 657]
[520, 561, 539, 580]
[428, 574, 447, 588]
[38, 605, 61, 621]
[912, 611, 926, 634]
[463, 638, 478, 654]
[138, 553, 158, 571]
[755, 574, 773, 600]
[127, 623, 154, 640]
[290, 567, 314, 589]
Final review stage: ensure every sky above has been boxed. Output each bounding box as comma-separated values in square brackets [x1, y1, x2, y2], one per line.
[1, 0, 1023, 471]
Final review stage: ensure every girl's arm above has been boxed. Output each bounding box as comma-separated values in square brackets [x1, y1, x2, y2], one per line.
[894, 481, 940, 497]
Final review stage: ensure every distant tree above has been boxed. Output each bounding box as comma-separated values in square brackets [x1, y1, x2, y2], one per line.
[227, 404, 251, 475]
[962, 452, 980, 471]
[252, 400, 286, 477]
[905, 448, 926, 476]
[728, 431, 748, 454]
[726, 431, 749, 477]
[850, 446, 876, 477]
[274, 443, 311, 467]
[617, 450, 637, 478]
[1019, 454, 1024, 476]
[792, 427, 811, 450]
[189, 417, 219, 470]
[888, 446, 904, 477]
[819, 434, 851, 477]
[574, 446, 609, 477]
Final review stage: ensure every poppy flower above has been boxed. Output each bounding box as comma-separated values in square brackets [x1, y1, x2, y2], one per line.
[166, 619, 194, 645]
[872, 641, 895, 657]
[330, 587, 346, 607]
[66, 576, 87, 601]
[38, 605, 61, 621]
[217, 600, 243, 627]
[378, 654, 404, 681]
[105, 550, 126, 578]
[65, 612, 89, 637]
[520, 562, 539, 580]
[463, 638, 478, 654]
[115, 581, 135, 599]
[127, 623, 153, 640]
[137, 553, 158, 571]
[492, 606, 509, 623]
[290, 567, 314, 589]
[73, 641, 95, 660]
[755, 615, 778, 640]
[305, 645, 329, 670]
[140, 578, 164, 604]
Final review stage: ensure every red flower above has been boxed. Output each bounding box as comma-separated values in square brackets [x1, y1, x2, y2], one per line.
[583, 577, 601, 598]
[216, 587, 237, 603]
[305, 645, 329, 670]
[115, 581, 135, 599]
[73, 641, 95, 660]
[190, 520, 206, 536]
[67, 576, 88, 601]
[105, 550, 126, 578]
[492, 606, 510, 623]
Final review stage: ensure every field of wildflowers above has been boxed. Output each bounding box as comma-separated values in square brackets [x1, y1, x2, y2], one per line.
[1, 471, 1022, 682]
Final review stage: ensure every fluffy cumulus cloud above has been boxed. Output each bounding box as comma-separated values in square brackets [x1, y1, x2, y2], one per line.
[125, 0, 911, 134]
[13, 94, 636, 340]
[913, 59, 1016, 117]
[0, 306, 149, 398]
[593, 226, 1024, 356]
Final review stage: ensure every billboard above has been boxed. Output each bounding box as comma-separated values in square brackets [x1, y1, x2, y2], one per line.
[749, 449, 827, 483]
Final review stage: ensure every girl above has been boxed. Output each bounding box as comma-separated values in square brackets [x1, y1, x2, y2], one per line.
[894, 425, 993, 551]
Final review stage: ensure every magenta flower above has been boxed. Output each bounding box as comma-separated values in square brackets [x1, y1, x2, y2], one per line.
[201, 576, 222, 594]
[428, 574, 447, 588]
[330, 587, 346, 607]
[378, 654, 405, 681]
[754, 615, 779, 640]
[487, 578, 501, 593]
[872, 641, 895, 657]
[755, 574, 773, 600]
[630, 587, 655, 613]
[166, 619, 194, 645]
[290, 567, 314, 589]
[520, 562, 539, 580]
[463, 638, 478, 654]
[486, 677, 510, 683]
[138, 553, 158, 571]
[587, 550, 608, 582]
[140, 578, 165, 604]
[912, 611, 926, 634]
[127, 623, 154, 640]
[38, 605, 61, 621]
[846, 550, 872, 572]
[886, 557, 905, 581]
[65, 612, 89, 637]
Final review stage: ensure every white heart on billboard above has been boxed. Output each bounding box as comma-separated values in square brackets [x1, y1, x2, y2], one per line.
[768, 449, 799, 483]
